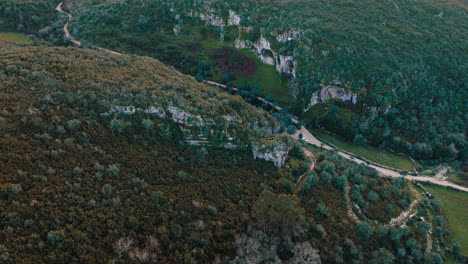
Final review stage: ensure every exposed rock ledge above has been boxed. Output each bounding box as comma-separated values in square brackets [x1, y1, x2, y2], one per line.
[307, 86, 357, 109]
[252, 138, 290, 167]
[105, 105, 290, 167]
[276, 29, 301, 43]
[235, 36, 296, 79]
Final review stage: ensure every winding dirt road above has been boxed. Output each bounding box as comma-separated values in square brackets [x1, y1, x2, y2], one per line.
[56, 2, 122, 55]
[204, 81, 468, 192]
[55, 3, 467, 193]
[291, 127, 468, 192]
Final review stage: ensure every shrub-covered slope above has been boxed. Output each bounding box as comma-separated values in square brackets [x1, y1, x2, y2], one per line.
[0, 47, 451, 263]
[0, 46, 294, 263]
[0, 0, 66, 44]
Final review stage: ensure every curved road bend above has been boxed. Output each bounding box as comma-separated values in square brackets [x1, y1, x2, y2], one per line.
[55, 3, 467, 193]
[205, 82, 468, 193]
[56, 3, 122, 55]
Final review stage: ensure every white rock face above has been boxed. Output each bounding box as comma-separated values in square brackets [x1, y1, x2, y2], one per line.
[167, 106, 212, 127]
[308, 86, 357, 108]
[105, 106, 166, 118]
[189, 9, 240, 27]
[276, 54, 296, 78]
[144, 107, 166, 118]
[173, 25, 181, 35]
[252, 140, 290, 167]
[105, 105, 290, 167]
[189, 11, 224, 26]
[276, 29, 302, 43]
[222, 115, 243, 123]
[233, 232, 321, 264]
[235, 39, 248, 49]
[237, 35, 296, 78]
[291, 242, 322, 264]
[227, 10, 241, 26]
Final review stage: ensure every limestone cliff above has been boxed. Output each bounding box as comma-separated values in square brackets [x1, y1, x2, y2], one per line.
[252, 137, 291, 167]
[307, 86, 357, 109]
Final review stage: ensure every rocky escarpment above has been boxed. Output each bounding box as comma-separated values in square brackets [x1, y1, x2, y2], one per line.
[252, 137, 291, 167]
[276, 29, 301, 43]
[105, 105, 290, 167]
[235, 36, 297, 79]
[184, 7, 298, 80]
[307, 86, 357, 109]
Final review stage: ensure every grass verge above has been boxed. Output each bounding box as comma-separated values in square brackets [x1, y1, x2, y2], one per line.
[237, 49, 292, 106]
[423, 184, 468, 256]
[0, 32, 33, 44]
[313, 130, 416, 172]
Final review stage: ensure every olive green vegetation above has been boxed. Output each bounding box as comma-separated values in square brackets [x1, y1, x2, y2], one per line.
[0, 0, 67, 45]
[447, 168, 468, 188]
[0, 46, 446, 263]
[69, 0, 467, 164]
[69, 10, 291, 106]
[423, 184, 468, 256]
[313, 130, 416, 172]
[0, 32, 32, 44]
[237, 49, 292, 105]
[0, 0, 59, 32]
[0, 46, 298, 263]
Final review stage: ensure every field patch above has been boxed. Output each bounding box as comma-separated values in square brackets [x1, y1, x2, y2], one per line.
[0, 32, 33, 45]
[212, 47, 257, 78]
[424, 184, 468, 256]
[314, 130, 417, 172]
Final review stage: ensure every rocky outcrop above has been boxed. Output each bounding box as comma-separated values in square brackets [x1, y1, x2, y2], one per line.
[167, 106, 213, 127]
[252, 138, 290, 167]
[308, 86, 357, 108]
[276, 54, 296, 78]
[188, 9, 240, 27]
[236, 35, 296, 78]
[227, 10, 241, 26]
[105, 105, 290, 167]
[233, 232, 321, 264]
[235, 39, 248, 49]
[276, 29, 301, 43]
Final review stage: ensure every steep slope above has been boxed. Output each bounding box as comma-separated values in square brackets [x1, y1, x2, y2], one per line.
[68, 0, 467, 163]
[0, 46, 455, 263]
[0, 46, 305, 263]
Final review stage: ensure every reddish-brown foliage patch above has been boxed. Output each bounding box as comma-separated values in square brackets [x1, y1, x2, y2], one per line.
[0, 40, 13, 46]
[212, 47, 257, 78]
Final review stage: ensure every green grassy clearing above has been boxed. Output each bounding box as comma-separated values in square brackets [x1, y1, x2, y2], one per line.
[423, 184, 468, 256]
[314, 130, 416, 172]
[0, 32, 33, 44]
[237, 49, 292, 105]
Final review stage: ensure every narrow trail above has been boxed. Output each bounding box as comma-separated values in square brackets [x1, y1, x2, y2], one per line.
[56, 2, 122, 56]
[54, 3, 467, 193]
[344, 185, 361, 224]
[388, 195, 421, 226]
[293, 149, 315, 196]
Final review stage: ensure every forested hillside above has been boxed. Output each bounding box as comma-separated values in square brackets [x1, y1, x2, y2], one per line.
[0, 46, 454, 263]
[0, 0, 65, 44]
[67, 0, 467, 164]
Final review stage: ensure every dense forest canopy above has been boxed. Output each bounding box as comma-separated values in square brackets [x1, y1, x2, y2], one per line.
[66, 0, 467, 163]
